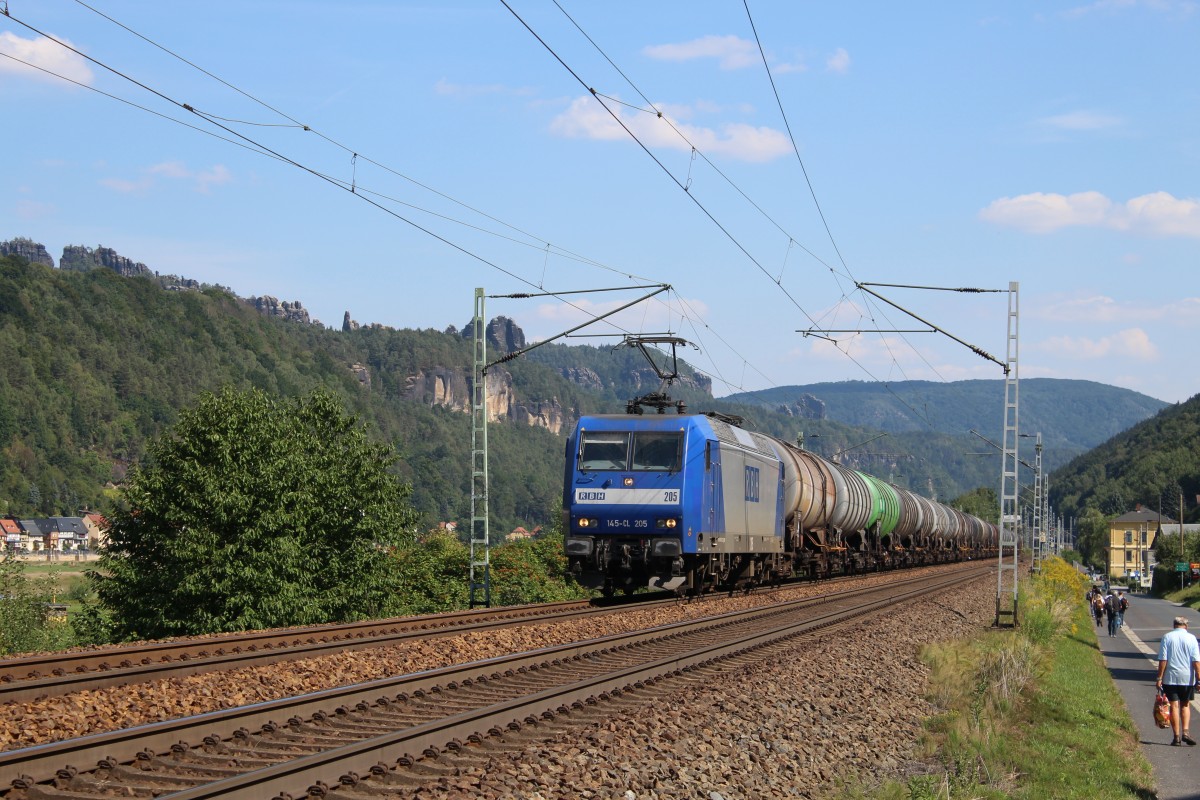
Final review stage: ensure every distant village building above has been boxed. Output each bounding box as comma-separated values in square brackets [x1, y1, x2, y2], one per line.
[504, 525, 542, 542]
[83, 512, 109, 549]
[1, 518, 21, 552]
[1106, 506, 1170, 583]
[3, 516, 93, 553]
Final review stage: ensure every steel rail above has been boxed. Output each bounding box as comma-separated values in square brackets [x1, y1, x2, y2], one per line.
[0, 564, 986, 796]
[0, 565, 917, 703]
[0, 596, 670, 704]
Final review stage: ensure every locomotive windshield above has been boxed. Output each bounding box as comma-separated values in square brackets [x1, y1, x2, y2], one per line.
[578, 430, 683, 472]
[631, 432, 683, 471]
[579, 432, 629, 471]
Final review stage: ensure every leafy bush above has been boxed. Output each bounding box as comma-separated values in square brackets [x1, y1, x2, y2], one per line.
[94, 387, 421, 639]
[0, 555, 74, 655]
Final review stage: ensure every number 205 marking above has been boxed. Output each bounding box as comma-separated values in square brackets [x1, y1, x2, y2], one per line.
[663, 490, 679, 502]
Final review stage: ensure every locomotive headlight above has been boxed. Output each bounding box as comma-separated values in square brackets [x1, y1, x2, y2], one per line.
[665, 518, 677, 529]
[623, 477, 634, 487]
[656, 518, 679, 529]
[578, 518, 590, 528]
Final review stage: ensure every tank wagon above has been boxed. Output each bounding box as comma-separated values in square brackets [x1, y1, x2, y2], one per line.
[563, 412, 998, 596]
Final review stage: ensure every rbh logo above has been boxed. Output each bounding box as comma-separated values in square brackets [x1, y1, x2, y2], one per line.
[578, 491, 606, 501]
[744, 466, 760, 503]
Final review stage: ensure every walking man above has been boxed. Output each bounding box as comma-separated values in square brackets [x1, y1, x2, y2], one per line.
[1105, 590, 1120, 637]
[1155, 616, 1200, 746]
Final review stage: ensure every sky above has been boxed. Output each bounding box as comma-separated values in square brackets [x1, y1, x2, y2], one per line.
[3, 1, 1199, 408]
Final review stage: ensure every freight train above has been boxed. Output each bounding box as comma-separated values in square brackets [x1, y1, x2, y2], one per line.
[563, 411, 998, 596]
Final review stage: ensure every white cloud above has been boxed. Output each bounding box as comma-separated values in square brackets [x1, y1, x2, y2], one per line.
[1036, 328, 1158, 360]
[979, 191, 1111, 232]
[772, 60, 808, 75]
[15, 198, 56, 220]
[1038, 110, 1123, 130]
[643, 35, 758, 70]
[979, 191, 1200, 237]
[825, 48, 851, 74]
[1117, 191, 1200, 236]
[101, 176, 153, 194]
[102, 162, 232, 195]
[433, 78, 534, 97]
[0, 32, 94, 85]
[149, 162, 192, 180]
[549, 95, 791, 163]
[1063, 0, 1196, 19]
[1033, 294, 1200, 324]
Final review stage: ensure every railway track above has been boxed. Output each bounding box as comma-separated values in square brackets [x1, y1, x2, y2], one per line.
[0, 567, 904, 705]
[1, 563, 988, 800]
[0, 597, 665, 704]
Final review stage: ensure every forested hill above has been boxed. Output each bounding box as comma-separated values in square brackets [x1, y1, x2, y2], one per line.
[724, 379, 1167, 470]
[1049, 392, 1200, 522]
[0, 248, 1171, 532]
[0, 251, 720, 531]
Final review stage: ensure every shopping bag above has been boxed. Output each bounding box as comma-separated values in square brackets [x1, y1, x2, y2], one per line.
[1154, 690, 1172, 729]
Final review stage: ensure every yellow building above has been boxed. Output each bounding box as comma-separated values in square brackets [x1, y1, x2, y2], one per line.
[1107, 507, 1173, 583]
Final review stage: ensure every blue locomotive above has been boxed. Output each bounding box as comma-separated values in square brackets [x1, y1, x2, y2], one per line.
[563, 411, 997, 595]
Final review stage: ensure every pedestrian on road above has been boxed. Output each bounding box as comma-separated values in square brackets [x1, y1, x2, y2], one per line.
[1105, 591, 1121, 637]
[1117, 590, 1128, 629]
[1092, 592, 1105, 627]
[1155, 616, 1200, 746]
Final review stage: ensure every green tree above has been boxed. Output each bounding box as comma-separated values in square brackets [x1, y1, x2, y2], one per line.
[93, 387, 420, 640]
[0, 555, 72, 655]
[385, 528, 471, 614]
[1075, 508, 1111, 572]
[489, 530, 588, 606]
[950, 486, 998, 522]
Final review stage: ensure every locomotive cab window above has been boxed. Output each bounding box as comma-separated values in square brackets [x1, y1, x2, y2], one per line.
[631, 432, 683, 471]
[579, 432, 629, 471]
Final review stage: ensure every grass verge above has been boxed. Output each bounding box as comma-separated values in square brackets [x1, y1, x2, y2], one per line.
[842, 558, 1155, 800]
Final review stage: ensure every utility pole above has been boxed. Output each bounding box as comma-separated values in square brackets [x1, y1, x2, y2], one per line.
[467, 283, 671, 608]
[996, 282, 1020, 628]
[469, 289, 491, 608]
[1030, 432, 1043, 573]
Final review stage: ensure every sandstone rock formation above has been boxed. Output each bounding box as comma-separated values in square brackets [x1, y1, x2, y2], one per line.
[0, 237, 55, 267]
[400, 366, 513, 423]
[59, 245, 153, 277]
[460, 315, 526, 354]
[776, 393, 827, 420]
[349, 363, 371, 388]
[250, 296, 311, 324]
[558, 366, 604, 392]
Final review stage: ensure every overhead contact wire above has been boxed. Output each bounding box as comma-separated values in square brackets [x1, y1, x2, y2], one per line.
[3, 12, 662, 340]
[501, 0, 823, 332]
[69, 0, 660, 288]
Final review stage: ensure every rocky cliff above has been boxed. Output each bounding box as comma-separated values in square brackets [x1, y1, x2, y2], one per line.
[775, 394, 826, 420]
[59, 245, 154, 277]
[250, 296, 312, 324]
[460, 315, 526, 354]
[0, 237, 55, 267]
[400, 364, 568, 434]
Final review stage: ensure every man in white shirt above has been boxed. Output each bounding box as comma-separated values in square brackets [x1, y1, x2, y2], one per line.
[1155, 616, 1200, 746]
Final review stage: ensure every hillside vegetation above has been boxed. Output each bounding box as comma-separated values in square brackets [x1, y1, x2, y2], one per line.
[727, 379, 1167, 472]
[0, 250, 1171, 533]
[1050, 394, 1200, 521]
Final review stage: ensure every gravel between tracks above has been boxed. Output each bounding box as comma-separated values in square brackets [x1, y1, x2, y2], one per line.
[406, 572, 994, 800]
[1, 566, 993, 798]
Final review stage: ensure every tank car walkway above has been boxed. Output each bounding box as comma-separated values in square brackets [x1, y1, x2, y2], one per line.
[1099, 593, 1200, 800]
